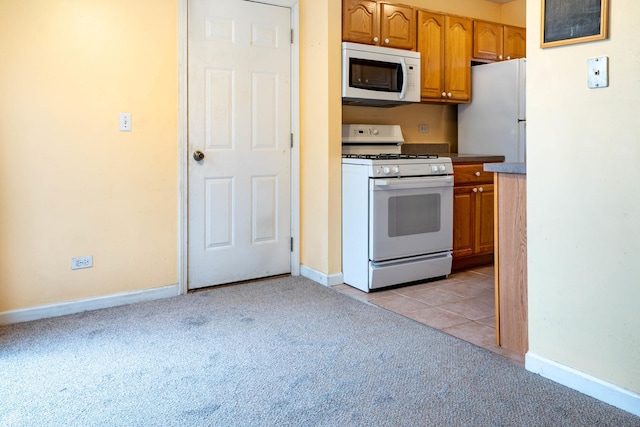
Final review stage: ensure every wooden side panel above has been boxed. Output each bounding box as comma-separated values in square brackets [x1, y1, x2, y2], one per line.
[497, 174, 528, 355]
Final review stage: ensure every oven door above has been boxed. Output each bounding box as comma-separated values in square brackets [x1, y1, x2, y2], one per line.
[369, 175, 453, 262]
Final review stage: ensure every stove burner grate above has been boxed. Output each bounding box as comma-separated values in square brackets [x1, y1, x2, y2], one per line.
[342, 153, 439, 160]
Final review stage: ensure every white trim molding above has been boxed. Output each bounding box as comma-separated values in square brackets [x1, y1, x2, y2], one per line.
[300, 265, 344, 287]
[526, 352, 640, 417]
[0, 285, 180, 326]
[177, 0, 188, 294]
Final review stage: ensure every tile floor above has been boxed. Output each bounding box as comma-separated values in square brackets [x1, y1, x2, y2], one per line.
[333, 264, 525, 365]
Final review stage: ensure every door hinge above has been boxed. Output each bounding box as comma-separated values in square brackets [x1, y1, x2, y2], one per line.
[290, 29, 294, 44]
[290, 237, 294, 252]
[290, 133, 294, 148]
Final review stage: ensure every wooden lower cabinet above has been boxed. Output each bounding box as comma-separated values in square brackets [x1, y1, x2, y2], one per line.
[452, 163, 495, 271]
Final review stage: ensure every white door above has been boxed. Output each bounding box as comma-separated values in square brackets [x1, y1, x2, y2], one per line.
[188, 0, 291, 289]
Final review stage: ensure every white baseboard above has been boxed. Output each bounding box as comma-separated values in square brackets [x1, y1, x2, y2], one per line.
[300, 265, 344, 287]
[526, 352, 640, 417]
[0, 284, 181, 326]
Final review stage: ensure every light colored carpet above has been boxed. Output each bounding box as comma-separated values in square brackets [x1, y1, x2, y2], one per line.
[0, 276, 637, 426]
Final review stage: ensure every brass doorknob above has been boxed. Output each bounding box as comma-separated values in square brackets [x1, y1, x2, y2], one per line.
[193, 151, 205, 161]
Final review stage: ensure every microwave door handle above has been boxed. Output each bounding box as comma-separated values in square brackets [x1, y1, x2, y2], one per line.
[399, 58, 407, 100]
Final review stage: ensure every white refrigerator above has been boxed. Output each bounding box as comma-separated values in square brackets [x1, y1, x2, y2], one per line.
[458, 58, 526, 163]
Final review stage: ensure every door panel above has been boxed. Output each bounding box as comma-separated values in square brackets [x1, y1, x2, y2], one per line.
[188, 0, 291, 289]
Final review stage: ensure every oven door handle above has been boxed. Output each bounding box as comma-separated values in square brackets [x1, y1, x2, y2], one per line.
[373, 176, 453, 190]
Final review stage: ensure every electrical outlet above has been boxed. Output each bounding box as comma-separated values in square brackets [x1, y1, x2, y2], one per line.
[119, 112, 131, 131]
[71, 256, 93, 270]
[418, 124, 429, 133]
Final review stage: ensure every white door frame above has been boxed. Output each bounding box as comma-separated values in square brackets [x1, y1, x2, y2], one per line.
[177, 0, 301, 294]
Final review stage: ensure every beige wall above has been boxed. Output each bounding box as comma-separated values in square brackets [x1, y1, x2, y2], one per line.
[527, 0, 640, 394]
[343, 103, 457, 148]
[299, 0, 343, 275]
[0, 1, 178, 311]
[501, 0, 526, 27]
[342, 0, 526, 153]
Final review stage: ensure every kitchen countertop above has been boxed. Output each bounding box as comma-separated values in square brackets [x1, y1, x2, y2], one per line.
[484, 162, 526, 174]
[444, 153, 505, 164]
[400, 145, 505, 164]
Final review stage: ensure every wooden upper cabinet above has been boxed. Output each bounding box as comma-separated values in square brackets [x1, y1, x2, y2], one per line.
[504, 25, 526, 60]
[444, 15, 472, 103]
[473, 20, 526, 62]
[379, 3, 416, 50]
[473, 20, 504, 62]
[342, 0, 379, 46]
[343, 0, 415, 50]
[416, 10, 445, 100]
[417, 11, 471, 103]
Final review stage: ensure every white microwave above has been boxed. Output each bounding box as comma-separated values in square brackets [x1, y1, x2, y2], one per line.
[342, 42, 421, 107]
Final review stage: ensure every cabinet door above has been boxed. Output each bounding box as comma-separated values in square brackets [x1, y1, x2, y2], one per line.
[416, 10, 445, 101]
[379, 3, 415, 50]
[473, 20, 504, 62]
[453, 185, 475, 259]
[444, 15, 472, 103]
[343, 0, 379, 45]
[504, 26, 526, 60]
[475, 184, 494, 254]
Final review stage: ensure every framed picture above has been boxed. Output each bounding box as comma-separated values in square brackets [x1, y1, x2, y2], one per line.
[541, 0, 609, 48]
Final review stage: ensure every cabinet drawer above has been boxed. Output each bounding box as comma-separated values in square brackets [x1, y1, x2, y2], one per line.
[453, 163, 494, 185]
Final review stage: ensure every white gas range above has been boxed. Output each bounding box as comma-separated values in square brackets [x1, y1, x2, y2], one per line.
[342, 124, 453, 292]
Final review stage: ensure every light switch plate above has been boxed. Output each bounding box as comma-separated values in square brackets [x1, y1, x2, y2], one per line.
[587, 56, 608, 89]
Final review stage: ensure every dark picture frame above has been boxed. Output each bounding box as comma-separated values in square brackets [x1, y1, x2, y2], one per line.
[541, 0, 609, 48]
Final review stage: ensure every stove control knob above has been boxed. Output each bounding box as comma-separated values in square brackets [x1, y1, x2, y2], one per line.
[392, 166, 400, 174]
[431, 165, 439, 173]
[439, 164, 446, 172]
[383, 167, 391, 175]
[371, 128, 379, 136]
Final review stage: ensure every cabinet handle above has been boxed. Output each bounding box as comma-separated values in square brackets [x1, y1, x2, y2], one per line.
[507, 56, 511, 60]
[441, 92, 447, 97]
[373, 36, 379, 43]
[473, 188, 478, 193]
[384, 38, 390, 44]
[447, 92, 452, 98]
[479, 187, 484, 193]
[475, 171, 481, 176]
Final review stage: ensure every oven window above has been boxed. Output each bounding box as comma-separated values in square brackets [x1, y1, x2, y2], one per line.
[388, 194, 441, 237]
